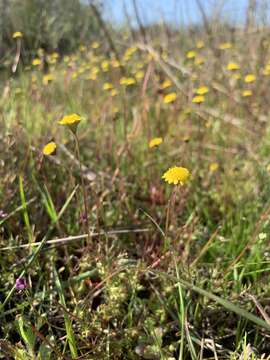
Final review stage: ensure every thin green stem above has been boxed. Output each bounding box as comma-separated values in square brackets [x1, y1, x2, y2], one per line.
[73, 133, 91, 245]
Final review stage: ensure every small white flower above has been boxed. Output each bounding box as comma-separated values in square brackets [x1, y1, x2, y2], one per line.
[258, 233, 267, 241]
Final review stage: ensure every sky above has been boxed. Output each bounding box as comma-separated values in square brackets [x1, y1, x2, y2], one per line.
[103, 0, 251, 26]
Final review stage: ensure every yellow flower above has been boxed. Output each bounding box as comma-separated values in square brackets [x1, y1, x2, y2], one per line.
[13, 31, 23, 39]
[161, 79, 172, 89]
[43, 142, 57, 156]
[111, 59, 121, 68]
[196, 40, 205, 49]
[101, 60, 109, 72]
[43, 74, 54, 85]
[194, 57, 205, 66]
[103, 82, 113, 91]
[163, 92, 177, 104]
[149, 137, 163, 148]
[79, 45, 86, 52]
[162, 166, 190, 185]
[196, 86, 209, 95]
[125, 77, 136, 86]
[209, 162, 219, 172]
[120, 77, 136, 86]
[227, 62, 240, 71]
[244, 74, 256, 83]
[110, 89, 118, 97]
[263, 66, 270, 76]
[231, 73, 241, 80]
[192, 95, 205, 104]
[58, 113, 82, 132]
[91, 41, 100, 49]
[219, 42, 232, 50]
[242, 90, 252, 97]
[186, 50, 197, 59]
[32, 58, 42, 66]
[135, 70, 144, 80]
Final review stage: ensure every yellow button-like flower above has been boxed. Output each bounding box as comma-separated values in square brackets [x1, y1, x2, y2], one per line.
[110, 89, 118, 97]
[43, 142, 57, 156]
[163, 92, 177, 104]
[91, 41, 100, 49]
[43, 74, 54, 85]
[120, 77, 136, 86]
[149, 137, 163, 148]
[111, 59, 121, 68]
[13, 31, 23, 39]
[196, 40, 205, 49]
[244, 74, 256, 83]
[135, 70, 144, 80]
[32, 58, 42, 66]
[227, 62, 240, 71]
[192, 95, 205, 104]
[209, 162, 219, 172]
[196, 86, 209, 95]
[58, 113, 82, 132]
[186, 50, 197, 59]
[103, 82, 113, 91]
[242, 90, 252, 97]
[162, 166, 190, 185]
[125, 77, 136, 86]
[194, 57, 205, 66]
[231, 73, 241, 80]
[161, 79, 172, 89]
[219, 42, 232, 50]
[101, 60, 109, 72]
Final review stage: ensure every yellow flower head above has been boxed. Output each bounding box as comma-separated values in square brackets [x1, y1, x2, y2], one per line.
[111, 59, 121, 68]
[242, 90, 252, 97]
[110, 89, 118, 97]
[162, 166, 190, 185]
[163, 92, 177, 104]
[43, 142, 57, 156]
[263, 66, 270, 76]
[101, 60, 109, 72]
[196, 86, 209, 95]
[186, 50, 197, 59]
[161, 79, 172, 89]
[43, 74, 54, 85]
[227, 62, 240, 71]
[196, 40, 205, 49]
[103, 82, 113, 91]
[192, 95, 205, 104]
[244, 74, 256, 83]
[232, 73, 241, 80]
[219, 42, 232, 50]
[194, 57, 205, 66]
[135, 70, 144, 80]
[32, 58, 42, 66]
[79, 45, 86, 52]
[13, 31, 23, 39]
[120, 77, 136, 86]
[149, 137, 163, 148]
[91, 41, 100, 49]
[209, 162, 219, 172]
[58, 113, 82, 132]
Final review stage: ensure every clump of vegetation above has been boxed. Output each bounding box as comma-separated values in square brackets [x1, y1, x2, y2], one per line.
[2, 1, 270, 358]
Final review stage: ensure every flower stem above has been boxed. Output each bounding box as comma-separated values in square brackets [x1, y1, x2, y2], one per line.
[73, 133, 91, 245]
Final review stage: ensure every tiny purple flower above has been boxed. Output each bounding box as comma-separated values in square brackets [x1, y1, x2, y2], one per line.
[0, 210, 7, 218]
[15, 277, 27, 291]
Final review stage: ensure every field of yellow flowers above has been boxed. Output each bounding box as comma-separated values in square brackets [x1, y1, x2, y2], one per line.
[2, 28, 270, 359]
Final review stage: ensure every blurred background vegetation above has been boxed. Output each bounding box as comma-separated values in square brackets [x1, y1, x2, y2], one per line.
[0, 0, 102, 61]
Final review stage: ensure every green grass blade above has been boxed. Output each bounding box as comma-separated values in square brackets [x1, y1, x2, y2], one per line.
[53, 267, 78, 358]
